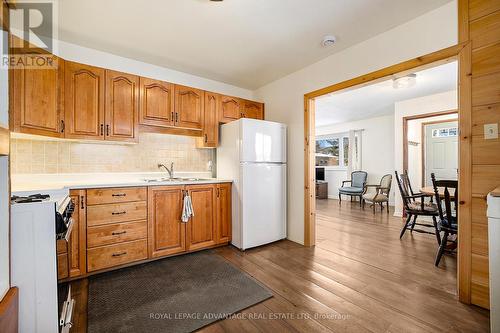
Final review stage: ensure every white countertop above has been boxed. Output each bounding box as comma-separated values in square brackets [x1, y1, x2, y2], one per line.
[11, 172, 232, 194]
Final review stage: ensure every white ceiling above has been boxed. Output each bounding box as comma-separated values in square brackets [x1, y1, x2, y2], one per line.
[315, 61, 458, 127]
[53, 0, 452, 89]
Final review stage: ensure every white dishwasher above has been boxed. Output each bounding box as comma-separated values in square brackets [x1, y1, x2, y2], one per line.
[488, 191, 500, 333]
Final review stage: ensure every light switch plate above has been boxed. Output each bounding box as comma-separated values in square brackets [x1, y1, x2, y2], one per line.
[484, 123, 499, 140]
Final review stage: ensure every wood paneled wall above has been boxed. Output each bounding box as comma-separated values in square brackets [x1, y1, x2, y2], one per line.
[460, 0, 500, 309]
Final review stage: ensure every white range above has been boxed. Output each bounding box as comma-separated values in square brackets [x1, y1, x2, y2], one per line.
[217, 118, 287, 250]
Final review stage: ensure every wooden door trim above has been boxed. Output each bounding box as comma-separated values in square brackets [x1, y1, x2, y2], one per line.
[419, 117, 459, 187]
[402, 109, 458, 180]
[303, 43, 472, 303]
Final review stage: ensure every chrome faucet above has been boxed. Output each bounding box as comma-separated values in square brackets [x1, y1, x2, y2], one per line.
[158, 162, 174, 179]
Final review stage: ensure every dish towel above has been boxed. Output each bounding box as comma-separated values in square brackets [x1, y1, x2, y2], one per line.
[182, 192, 194, 223]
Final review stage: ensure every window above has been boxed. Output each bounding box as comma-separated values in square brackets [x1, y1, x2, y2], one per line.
[432, 127, 458, 138]
[316, 138, 340, 166]
[316, 134, 349, 168]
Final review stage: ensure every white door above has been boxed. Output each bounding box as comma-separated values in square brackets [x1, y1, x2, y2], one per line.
[240, 119, 287, 163]
[424, 121, 458, 185]
[240, 163, 286, 250]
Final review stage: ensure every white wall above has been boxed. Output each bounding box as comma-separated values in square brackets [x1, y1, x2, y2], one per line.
[316, 114, 395, 203]
[394, 90, 458, 216]
[255, 1, 458, 244]
[0, 29, 10, 300]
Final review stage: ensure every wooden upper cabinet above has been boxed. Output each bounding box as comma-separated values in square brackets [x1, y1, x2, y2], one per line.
[219, 95, 242, 123]
[139, 77, 174, 128]
[148, 186, 186, 258]
[68, 190, 87, 277]
[197, 92, 219, 148]
[216, 183, 232, 244]
[243, 100, 264, 120]
[11, 55, 64, 137]
[186, 184, 217, 251]
[174, 85, 204, 129]
[105, 70, 139, 142]
[64, 61, 105, 140]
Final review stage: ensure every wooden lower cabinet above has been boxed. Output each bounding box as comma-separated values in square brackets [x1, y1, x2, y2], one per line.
[68, 190, 87, 277]
[56, 239, 69, 280]
[148, 186, 186, 258]
[59, 183, 231, 278]
[216, 183, 232, 244]
[186, 184, 217, 251]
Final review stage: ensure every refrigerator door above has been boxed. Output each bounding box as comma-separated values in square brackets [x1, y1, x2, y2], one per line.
[240, 119, 286, 163]
[240, 163, 286, 250]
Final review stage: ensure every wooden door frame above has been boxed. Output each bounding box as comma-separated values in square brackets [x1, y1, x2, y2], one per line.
[420, 116, 459, 187]
[303, 42, 472, 303]
[402, 110, 458, 187]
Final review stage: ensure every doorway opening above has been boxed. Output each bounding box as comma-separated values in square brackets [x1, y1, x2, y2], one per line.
[303, 44, 471, 303]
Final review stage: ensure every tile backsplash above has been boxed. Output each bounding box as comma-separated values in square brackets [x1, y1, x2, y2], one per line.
[11, 133, 215, 174]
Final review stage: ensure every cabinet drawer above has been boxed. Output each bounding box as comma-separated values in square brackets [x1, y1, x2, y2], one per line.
[87, 187, 147, 205]
[57, 253, 68, 280]
[87, 239, 147, 272]
[87, 201, 147, 226]
[87, 220, 147, 248]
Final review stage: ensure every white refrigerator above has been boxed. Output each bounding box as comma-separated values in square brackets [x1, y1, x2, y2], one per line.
[217, 118, 287, 250]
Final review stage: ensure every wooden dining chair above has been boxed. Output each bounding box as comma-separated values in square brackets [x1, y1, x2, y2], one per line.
[431, 173, 458, 266]
[395, 171, 441, 244]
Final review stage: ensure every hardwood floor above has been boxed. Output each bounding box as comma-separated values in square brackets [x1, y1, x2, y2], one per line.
[70, 199, 490, 332]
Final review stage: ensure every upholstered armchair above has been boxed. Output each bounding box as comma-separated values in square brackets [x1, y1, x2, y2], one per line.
[339, 171, 368, 206]
[362, 174, 392, 213]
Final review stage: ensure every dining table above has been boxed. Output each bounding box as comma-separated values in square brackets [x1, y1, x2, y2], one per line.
[420, 186, 456, 199]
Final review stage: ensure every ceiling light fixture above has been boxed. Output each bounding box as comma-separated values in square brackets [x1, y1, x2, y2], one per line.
[322, 35, 337, 47]
[392, 74, 417, 89]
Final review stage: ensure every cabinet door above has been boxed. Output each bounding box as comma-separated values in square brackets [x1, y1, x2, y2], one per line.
[11, 55, 64, 137]
[219, 96, 242, 123]
[197, 92, 219, 148]
[64, 61, 105, 140]
[148, 186, 186, 258]
[68, 190, 87, 277]
[105, 70, 139, 142]
[186, 184, 217, 251]
[217, 183, 232, 244]
[243, 100, 264, 120]
[174, 85, 203, 129]
[139, 77, 174, 128]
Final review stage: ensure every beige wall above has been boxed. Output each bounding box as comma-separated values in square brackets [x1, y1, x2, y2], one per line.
[11, 133, 214, 174]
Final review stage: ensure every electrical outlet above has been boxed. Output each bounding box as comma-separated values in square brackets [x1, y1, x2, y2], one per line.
[484, 123, 499, 140]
